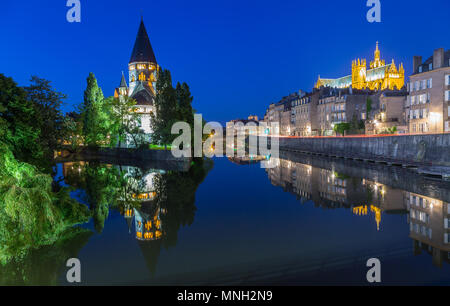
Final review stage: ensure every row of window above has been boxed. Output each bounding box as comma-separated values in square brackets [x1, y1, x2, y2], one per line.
[409, 108, 429, 120]
[129, 64, 156, 70]
[291, 97, 311, 107]
[409, 78, 432, 92]
[412, 123, 429, 133]
[410, 222, 432, 239]
[410, 209, 430, 224]
[409, 93, 431, 105]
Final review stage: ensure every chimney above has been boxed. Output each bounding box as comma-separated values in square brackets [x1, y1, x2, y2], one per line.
[413, 56, 422, 74]
[433, 48, 445, 69]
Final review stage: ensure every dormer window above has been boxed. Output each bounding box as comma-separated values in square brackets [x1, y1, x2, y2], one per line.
[419, 66, 423, 73]
[429, 63, 433, 70]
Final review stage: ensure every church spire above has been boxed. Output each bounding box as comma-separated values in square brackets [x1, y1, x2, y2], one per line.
[129, 18, 157, 64]
[120, 71, 127, 88]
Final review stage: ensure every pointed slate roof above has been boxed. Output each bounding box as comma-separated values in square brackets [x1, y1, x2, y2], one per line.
[129, 19, 157, 64]
[120, 71, 127, 88]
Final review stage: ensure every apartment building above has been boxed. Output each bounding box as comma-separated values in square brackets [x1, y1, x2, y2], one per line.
[292, 91, 319, 136]
[407, 48, 450, 133]
[366, 90, 408, 135]
[317, 87, 371, 136]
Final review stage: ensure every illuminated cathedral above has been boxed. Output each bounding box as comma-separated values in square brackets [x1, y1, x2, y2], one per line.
[315, 42, 405, 91]
[114, 17, 159, 147]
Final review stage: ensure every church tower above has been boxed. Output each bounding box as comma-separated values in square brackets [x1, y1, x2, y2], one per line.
[370, 41, 385, 69]
[128, 17, 159, 101]
[114, 17, 159, 147]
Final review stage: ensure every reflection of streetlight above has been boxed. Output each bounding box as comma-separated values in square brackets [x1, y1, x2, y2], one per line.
[430, 112, 441, 133]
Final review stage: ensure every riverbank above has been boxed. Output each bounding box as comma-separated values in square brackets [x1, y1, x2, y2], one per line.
[55, 146, 191, 171]
[273, 134, 450, 178]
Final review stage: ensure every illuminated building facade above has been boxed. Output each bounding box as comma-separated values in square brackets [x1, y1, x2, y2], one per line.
[365, 90, 408, 135]
[315, 42, 405, 91]
[406, 48, 450, 134]
[114, 18, 159, 147]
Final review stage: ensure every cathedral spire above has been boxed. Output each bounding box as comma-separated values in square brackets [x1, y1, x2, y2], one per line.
[129, 18, 157, 64]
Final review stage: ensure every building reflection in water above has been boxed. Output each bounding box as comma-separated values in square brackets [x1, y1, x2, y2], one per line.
[62, 158, 212, 277]
[263, 156, 450, 267]
[406, 192, 450, 267]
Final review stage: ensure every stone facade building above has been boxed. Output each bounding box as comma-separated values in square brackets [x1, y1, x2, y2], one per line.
[407, 48, 450, 134]
[114, 18, 158, 147]
[366, 90, 408, 135]
[317, 87, 371, 136]
[262, 46, 450, 137]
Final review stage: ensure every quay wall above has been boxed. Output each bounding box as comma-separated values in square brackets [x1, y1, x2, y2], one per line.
[275, 134, 450, 166]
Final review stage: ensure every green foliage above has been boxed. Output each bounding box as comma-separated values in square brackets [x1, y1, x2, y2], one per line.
[62, 111, 85, 150]
[151, 69, 195, 148]
[349, 115, 365, 132]
[24, 76, 67, 163]
[154, 158, 213, 248]
[333, 122, 351, 136]
[108, 96, 146, 148]
[366, 98, 373, 115]
[380, 126, 398, 135]
[0, 227, 92, 285]
[63, 162, 142, 233]
[0, 74, 41, 164]
[0, 142, 91, 264]
[81, 73, 112, 147]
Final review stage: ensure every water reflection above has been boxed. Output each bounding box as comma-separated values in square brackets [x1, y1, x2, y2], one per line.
[261, 152, 450, 268]
[62, 158, 213, 277]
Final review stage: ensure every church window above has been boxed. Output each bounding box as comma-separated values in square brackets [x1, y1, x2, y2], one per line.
[139, 72, 146, 81]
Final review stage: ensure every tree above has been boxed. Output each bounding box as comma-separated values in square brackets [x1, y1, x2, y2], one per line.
[108, 96, 146, 148]
[0, 141, 91, 264]
[175, 82, 194, 126]
[24, 76, 67, 161]
[0, 74, 42, 164]
[366, 98, 373, 115]
[62, 111, 84, 151]
[150, 69, 178, 148]
[381, 126, 398, 135]
[81, 73, 111, 147]
[151, 69, 196, 150]
[333, 122, 351, 136]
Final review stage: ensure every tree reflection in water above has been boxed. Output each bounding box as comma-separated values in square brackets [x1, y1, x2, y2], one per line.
[63, 158, 213, 277]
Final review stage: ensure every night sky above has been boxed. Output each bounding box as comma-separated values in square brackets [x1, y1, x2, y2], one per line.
[1, 0, 450, 123]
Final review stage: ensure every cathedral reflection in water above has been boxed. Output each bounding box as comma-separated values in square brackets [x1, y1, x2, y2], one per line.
[264, 155, 450, 268]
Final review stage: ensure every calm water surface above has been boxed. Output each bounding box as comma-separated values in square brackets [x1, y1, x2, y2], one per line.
[5, 152, 450, 285]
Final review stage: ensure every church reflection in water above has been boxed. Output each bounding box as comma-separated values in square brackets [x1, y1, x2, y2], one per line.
[262, 153, 450, 268]
[62, 158, 212, 276]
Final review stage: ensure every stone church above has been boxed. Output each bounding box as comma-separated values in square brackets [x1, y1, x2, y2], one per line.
[114, 18, 159, 147]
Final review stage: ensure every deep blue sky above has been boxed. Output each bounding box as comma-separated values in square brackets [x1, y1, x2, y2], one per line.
[1, 0, 449, 123]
